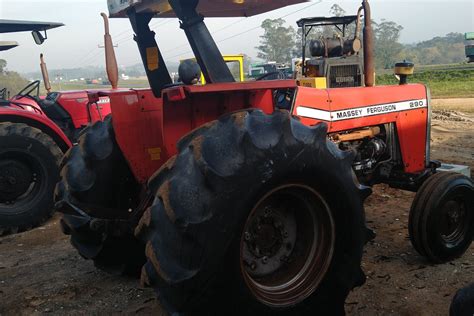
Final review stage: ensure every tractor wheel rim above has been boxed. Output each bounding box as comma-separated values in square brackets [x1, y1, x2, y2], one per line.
[439, 196, 470, 247]
[0, 152, 44, 209]
[240, 184, 335, 308]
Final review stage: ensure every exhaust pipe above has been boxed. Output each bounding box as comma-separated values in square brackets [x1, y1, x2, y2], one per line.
[40, 53, 51, 93]
[362, 0, 375, 87]
[101, 12, 119, 89]
[354, 6, 363, 41]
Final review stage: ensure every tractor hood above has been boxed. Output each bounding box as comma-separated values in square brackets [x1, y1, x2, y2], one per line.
[108, 0, 308, 18]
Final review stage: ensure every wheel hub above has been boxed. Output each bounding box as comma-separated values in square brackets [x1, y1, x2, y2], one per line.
[242, 206, 297, 277]
[240, 184, 335, 308]
[440, 200, 467, 244]
[0, 159, 33, 202]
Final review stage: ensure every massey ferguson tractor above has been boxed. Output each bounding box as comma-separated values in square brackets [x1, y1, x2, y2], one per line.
[0, 16, 115, 235]
[55, 0, 473, 314]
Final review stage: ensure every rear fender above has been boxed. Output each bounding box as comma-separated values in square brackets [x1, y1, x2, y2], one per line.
[0, 107, 72, 152]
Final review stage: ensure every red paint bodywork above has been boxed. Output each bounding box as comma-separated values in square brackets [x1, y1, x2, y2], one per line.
[0, 103, 72, 150]
[101, 81, 429, 184]
[11, 90, 112, 130]
[293, 84, 429, 173]
[52, 91, 111, 128]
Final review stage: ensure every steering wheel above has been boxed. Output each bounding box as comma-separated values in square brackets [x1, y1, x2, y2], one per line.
[16, 80, 40, 100]
[256, 71, 287, 81]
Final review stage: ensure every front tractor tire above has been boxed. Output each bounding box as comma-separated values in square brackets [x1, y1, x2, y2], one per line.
[0, 122, 62, 235]
[55, 115, 144, 275]
[409, 171, 474, 263]
[135, 110, 372, 315]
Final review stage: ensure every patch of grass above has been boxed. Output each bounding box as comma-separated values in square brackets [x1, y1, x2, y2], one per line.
[427, 81, 474, 98]
[377, 68, 474, 98]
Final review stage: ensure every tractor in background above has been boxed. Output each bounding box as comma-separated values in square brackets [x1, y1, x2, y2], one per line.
[0, 15, 115, 235]
[55, 0, 473, 314]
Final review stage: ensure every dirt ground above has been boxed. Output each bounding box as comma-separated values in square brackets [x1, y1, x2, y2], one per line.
[0, 98, 473, 315]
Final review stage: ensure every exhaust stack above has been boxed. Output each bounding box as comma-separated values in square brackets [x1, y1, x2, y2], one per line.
[40, 53, 51, 93]
[101, 12, 119, 89]
[362, 0, 375, 87]
[354, 6, 363, 41]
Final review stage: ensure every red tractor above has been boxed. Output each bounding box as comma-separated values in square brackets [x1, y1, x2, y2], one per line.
[55, 0, 473, 314]
[0, 17, 115, 235]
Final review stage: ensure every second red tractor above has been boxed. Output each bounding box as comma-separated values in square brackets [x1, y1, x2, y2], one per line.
[0, 18, 112, 235]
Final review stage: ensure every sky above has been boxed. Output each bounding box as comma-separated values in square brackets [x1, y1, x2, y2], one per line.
[1, 0, 473, 73]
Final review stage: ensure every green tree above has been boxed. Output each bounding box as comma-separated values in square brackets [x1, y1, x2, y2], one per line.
[256, 19, 296, 63]
[401, 32, 466, 65]
[0, 59, 29, 97]
[374, 19, 404, 69]
[0, 59, 6, 74]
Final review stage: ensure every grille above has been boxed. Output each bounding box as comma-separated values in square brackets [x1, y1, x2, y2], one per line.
[328, 64, 362, 88]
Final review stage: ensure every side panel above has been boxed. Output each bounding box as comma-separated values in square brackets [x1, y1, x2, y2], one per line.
[107, 90, 164, 184]
[107, 83, 279, 183]
[293, 84, 429, 173]
[162, 88, 274, 157]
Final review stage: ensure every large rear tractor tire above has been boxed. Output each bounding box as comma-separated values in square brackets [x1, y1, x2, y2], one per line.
[135, 110, 372, 315]
[55, 115, 145, 275]
[409, 171, 473, 263]
[0, 122, 62, 235]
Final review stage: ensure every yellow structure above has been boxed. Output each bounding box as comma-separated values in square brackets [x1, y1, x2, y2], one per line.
[297, 77, 327, 89]
[182, 55, 245, 84]
[293, 59, 328, 89]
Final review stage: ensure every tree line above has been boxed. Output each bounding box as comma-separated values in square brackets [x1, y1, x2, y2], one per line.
[0, 60, 28, 97]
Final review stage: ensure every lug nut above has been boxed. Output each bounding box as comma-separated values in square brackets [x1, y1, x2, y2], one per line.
[244, 231, 251, 241]
[250, 261, 257, 270]
[262, 256, 268, 264]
